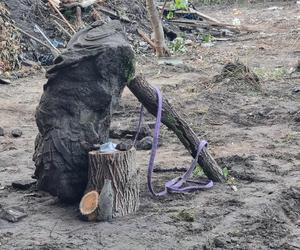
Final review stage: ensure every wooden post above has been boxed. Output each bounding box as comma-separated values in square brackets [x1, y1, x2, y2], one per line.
[128, 75, 226, 183]
[80, 148, 140, 220]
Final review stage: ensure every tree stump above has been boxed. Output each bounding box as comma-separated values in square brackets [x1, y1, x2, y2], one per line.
[33, 21, 135, 203]
[83, 148, 140, 218]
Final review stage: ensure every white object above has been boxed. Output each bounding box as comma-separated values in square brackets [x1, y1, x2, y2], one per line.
[100, 142, 117, 153]
[267, 6, 283, 10]
[232, 17, 241, 26]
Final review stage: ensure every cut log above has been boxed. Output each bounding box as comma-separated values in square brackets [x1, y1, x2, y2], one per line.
[79, 190, 99, 221]
[85, 148, 140, 218]
[128, 75, 226, 183]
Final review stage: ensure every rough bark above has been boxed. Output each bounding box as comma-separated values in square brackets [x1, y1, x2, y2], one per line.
[128, 75, 226, 183]
[146, 0, 169, 57]
[86, 149, 140, 217]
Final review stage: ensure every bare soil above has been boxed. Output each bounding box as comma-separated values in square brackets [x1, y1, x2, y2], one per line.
[0, 2, 299, 249]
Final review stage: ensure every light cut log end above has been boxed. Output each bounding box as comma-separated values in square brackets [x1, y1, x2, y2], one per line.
[79, 190, 99, 221]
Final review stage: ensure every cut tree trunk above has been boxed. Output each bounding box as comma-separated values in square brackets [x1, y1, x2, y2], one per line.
[146, 0, 169, 57]
[128, 75, 226, 183]
[85, 148, 140, 217]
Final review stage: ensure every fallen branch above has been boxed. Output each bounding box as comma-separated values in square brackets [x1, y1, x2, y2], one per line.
[160, 6, 256, 33]
[53, 19, 72, 38]
[193, 9, 253, 32]
[153, 167, 187, 173]
[34, 24, 59, 51]
[128, 75, 226, 183]
[12, 25, 60, 56]
[137, 29, 156, 51]
[98, 6, 131, 23]
[160, 0, 168, 18]
[48, 0, 76, 34]
[188, 7, 221, 25]
[168, 18, 255, 33]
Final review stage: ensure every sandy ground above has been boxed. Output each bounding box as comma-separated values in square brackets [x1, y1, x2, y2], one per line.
[0, 2, 299, 249]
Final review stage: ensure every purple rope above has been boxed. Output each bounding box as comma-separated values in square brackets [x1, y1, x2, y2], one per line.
[135, 86, 213, 197]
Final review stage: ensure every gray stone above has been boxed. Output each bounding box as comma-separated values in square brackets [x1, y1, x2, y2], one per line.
[136, 136, 153, 150]
[0, 127, 4, 136]
[0, 78, 11, 85]
[11, 128, 22, 137]
[214, 238, 226, 248]
[116, 141, 132, 151]
[12, 179, 37, 190]
[294, 111, 300, 122]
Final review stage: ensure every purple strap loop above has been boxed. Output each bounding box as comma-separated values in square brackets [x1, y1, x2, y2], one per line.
[134, 86, 213, 197]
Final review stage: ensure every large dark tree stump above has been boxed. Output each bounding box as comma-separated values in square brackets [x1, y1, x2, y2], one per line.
[84, 149, 140, 218]
[33, 21, 135, 203]
[128, 75, 226, 183]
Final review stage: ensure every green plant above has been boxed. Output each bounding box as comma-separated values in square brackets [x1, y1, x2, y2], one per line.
[193, 164, 205, 177]
[201, 34, 215, 43]
[166, 11, 174, 20]
[168, 37, 186, 53]
[174, 0, 189, 9]
[223, 167, 229, 178]
[253, 67, 288, 81]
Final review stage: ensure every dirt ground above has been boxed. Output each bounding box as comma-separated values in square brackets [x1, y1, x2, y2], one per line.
[0, 1, 299, 249]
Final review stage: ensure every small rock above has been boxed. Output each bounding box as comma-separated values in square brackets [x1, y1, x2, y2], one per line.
[0, 205, 27, 223]
[116, 141, 132, 151]
[230, 237, 239, 243]
[292, 87, 300, 93]
[294, 111, 300, 122]
[0, 127, 4, 136]
[136, 136, 153, 150]
[158, 58, 184, 67]
[214, 238, 226, 248]
[12, 179, 37, 190]
[0, 78, 11, 85]
[184, 39, 193, 46]
[201, 42, 214, 48]
[11, 128, 22, 137]
[267, 6, 283, 10]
